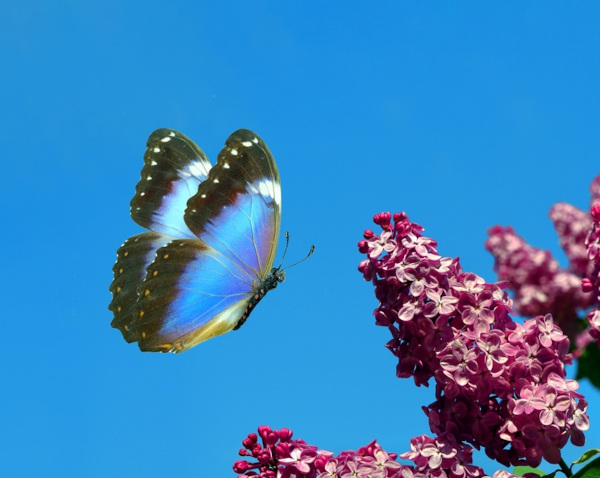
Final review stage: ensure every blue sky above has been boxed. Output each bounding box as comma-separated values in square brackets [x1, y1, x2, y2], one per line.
[3, 2, 600, 477]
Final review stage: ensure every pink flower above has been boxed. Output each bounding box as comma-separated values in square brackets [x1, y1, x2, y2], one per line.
[279, 447, 317, 474]
[359, 212, 588, 468]
[485, 176, 600, 352]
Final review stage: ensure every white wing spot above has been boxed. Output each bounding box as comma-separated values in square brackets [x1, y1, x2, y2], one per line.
[231, 148, 238, 156]
[256, 179, 272, 200]
[223, 162, 230, 169]
[140, 192, 145, 196]
[252, 137, 258, 144]
[253, 178, 281, 205]
[146, 175, 152, 180]
[153, 147, 160, 153]
[186, 162, 206, 178]
[273, 181, 281, 205]
[213, 178, 219, 183]
[161, 136, 171, 143]
[169, 131, 176, 137]
[201, 194, 206, 198]
[242, 141, 252, 147]
[150, 160, 158, 166]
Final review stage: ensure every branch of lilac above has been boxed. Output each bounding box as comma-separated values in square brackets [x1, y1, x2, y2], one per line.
[232, 176, 600, 478]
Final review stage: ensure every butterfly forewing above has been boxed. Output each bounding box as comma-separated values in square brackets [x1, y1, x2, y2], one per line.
[184, 129, 281, 278]
[130, 129, 212, 238]
[109, 128, 282, 353]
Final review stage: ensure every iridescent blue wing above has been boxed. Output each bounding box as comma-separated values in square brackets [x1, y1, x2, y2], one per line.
[130, 238, 259, 352]
[130, 128, 212, 238]
[132, 130, 282, 352]
[109, 129, 212, 338]
[109, 129, 282, 353]
[184, 129, 281, 280]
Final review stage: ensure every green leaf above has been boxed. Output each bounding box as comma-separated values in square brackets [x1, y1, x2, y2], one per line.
[572, 456, 600, 478]
[576, 344, 600, 390]
[513, 465, 546, 477]
[573, 450, 600, 466]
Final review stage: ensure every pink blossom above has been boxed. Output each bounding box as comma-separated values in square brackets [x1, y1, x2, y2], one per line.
[485, 176, 600, 352]
[359, 212, 588, 468]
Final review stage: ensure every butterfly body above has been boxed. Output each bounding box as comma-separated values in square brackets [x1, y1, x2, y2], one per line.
[109, 129, 281, 353]
[233, 267, 286, 330]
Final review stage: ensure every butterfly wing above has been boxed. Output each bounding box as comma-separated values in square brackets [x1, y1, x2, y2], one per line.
[109, 129, 212, 338]
[130, 128, 212, 238]
[109, 129, 281, 353]
[109, 231, 169, 341]
[184, 129, 281, 279]
[129, 239, 258, 352]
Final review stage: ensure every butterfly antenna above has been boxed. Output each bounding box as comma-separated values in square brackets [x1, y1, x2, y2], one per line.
[276, 232, 291, 269]
[280, 233, 315, 271]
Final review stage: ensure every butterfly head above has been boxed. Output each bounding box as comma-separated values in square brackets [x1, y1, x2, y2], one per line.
[268, 267, 286, 289]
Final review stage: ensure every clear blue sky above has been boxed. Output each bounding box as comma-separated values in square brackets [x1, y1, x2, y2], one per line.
[3, 2, 600, 477]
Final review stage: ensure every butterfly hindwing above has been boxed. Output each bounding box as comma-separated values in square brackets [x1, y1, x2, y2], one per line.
[132, 239, 255, 352]
[109, 232, 173, 341]
[109, 129, 282, 353]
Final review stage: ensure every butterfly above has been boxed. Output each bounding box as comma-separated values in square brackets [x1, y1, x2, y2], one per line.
[109, 128, 306, 353]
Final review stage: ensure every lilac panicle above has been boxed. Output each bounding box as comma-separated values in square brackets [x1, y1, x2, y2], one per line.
[358, 212, 588, 468]
[584, 203, 600, 344]
[549, 202, 593, 279]
[485, 224, 594, 334]
[485, 175, 600, 348]
[234, 426, 517, 478]
[583, 176, 600, 345]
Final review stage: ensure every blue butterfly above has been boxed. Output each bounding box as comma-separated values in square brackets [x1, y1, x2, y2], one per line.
[109, 129, 303, 353]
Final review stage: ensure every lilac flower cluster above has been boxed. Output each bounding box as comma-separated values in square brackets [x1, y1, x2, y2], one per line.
[357, 212, 589, 468]
[484, 176, 600, 348]
[584, 203, 600, 342]
[233, 426, 514, 478]
[233, 426, 399, 478]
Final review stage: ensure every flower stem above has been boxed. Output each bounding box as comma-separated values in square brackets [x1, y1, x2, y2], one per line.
[559, 458, 571, 477]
